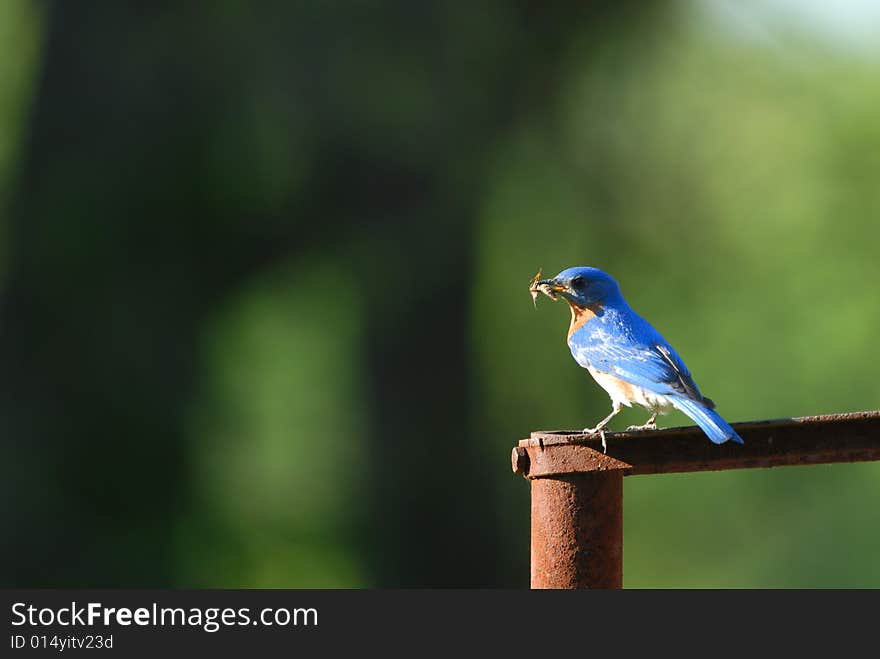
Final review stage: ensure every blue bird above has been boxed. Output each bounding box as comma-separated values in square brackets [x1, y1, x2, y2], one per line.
[532, 266, 743, 449]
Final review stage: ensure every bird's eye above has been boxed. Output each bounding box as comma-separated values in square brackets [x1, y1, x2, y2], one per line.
[571, 276, 585, 288]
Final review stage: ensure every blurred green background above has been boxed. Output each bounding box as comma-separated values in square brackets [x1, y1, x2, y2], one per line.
[2, 1, 878, 588]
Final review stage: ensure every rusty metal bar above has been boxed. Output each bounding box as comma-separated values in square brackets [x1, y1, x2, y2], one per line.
[515, 410, 880, 478]
[530, 472, 623, 589]
[512, 410, 880, 589]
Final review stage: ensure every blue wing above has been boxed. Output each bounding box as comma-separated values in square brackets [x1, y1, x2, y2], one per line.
[569, 308, 709, 404]
[568, 305, 742, 444]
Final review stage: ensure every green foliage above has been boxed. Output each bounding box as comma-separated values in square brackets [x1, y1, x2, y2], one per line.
[4, 1, 879, 589]
[0, 0, 44, 282]
[475, 12, 880, 587]
[181, 259, 368, 586]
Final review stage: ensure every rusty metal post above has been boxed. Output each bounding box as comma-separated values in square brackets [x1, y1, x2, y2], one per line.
[530, 472, 623, 589]
[513, 445, 630, 589]
[513, 410, 880, 589]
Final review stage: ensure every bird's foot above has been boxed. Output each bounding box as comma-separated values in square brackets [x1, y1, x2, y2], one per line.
[581, 427, 608, 453]
[626, 420, 658, 432]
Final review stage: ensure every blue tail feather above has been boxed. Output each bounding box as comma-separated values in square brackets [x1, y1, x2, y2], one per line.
[671, 397, 743, 444]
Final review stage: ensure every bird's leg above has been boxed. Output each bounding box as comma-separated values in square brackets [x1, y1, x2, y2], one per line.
[583, 404, 621, 453]
[583, 404, 621, 434]
[627, 413, 658, 432]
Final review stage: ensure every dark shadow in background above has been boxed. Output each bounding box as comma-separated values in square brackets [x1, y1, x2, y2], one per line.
[1, 1, 646, 587]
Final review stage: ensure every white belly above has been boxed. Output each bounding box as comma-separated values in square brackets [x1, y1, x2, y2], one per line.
[586, 366, 673, 412]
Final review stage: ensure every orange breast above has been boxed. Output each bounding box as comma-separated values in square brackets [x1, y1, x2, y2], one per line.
[567, 301, 599, 340]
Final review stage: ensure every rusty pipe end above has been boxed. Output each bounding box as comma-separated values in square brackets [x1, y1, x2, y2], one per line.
[512, 446, 530, 476]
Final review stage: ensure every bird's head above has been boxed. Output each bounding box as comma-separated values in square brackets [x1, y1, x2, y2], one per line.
[532, 266, 622, 310]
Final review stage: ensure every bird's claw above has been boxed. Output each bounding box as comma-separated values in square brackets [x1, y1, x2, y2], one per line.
[626, 421, 658, 432]
[581, 427, 608, 453]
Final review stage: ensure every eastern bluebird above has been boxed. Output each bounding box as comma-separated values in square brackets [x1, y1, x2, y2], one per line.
[532, 266, 743, 449]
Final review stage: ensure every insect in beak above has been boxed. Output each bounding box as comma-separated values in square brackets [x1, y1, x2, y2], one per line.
[529, 269, 567, 307]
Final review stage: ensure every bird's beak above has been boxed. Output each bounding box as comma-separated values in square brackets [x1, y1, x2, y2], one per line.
[529, 269, 569, 306]
[530, 274, 569, 305]
[536, 279, 568, 293]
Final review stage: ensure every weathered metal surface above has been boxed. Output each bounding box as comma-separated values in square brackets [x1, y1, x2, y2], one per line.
[515, 410, 880, 589]
[530, 472, 623, 589]
[511, 446, 530, 475]
[514, 410, 880, 478]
